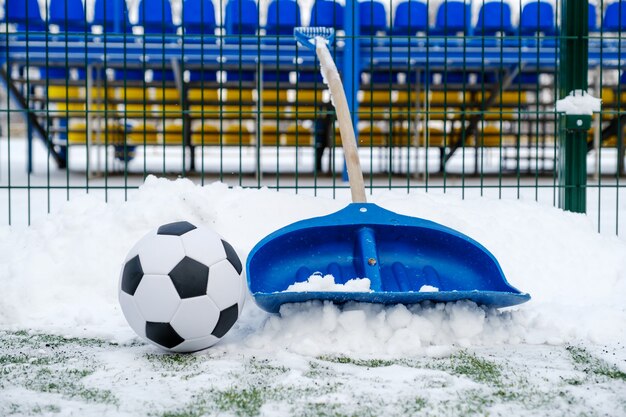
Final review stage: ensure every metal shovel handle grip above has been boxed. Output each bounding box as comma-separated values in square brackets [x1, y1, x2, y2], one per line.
[314, 46, 367, 203]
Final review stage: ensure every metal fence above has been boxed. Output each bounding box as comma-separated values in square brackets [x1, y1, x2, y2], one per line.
[0, 0, 624, 234]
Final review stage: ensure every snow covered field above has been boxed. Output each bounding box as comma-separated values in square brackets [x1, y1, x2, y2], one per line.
[1, 176, 625, 416]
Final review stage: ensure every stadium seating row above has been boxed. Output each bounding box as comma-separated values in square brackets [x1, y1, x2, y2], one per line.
[3, 0, 624, 172]
[4, 0, 626, 37]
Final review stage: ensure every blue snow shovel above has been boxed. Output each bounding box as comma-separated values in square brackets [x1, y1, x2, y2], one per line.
[246, 28, 530, 314]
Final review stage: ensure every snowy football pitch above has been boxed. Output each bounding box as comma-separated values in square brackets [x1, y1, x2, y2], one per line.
[1, 328, 625, 417]
[1, 163, 625, 415]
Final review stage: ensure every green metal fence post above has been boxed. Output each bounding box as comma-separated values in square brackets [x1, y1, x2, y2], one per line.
[559, 0, 589, 213]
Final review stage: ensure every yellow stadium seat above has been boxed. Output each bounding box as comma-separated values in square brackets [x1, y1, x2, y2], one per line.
[259, 90, 290, 120]
[161, 122, 184, 145]
[188, 88, 220, 102]
[222, 89, 255, 120]
[281, 123, 313, 146]
[430, 91, 464, 106]
[261, 124, 280, 146]
[395, 90, 428, 105]
[333, 125, 387, 147]
[223, 123, 253, 145]
[48, 86, 83, 112]
[67, 120, 123, 144]
[128, 124, 158, 145]
[188, 88, 221, 119]
[472, 125, 517, 147]
[289, 105, 327, 120]
[191, 123, 221, 146]
[359, 90, 391, 121]
[117, 87, 153, 118]
[389, 125, 446, 147]
[49, 86, 116, 117]
[295, 89, 324, 104]
[471, 91, 527, 121]
[154, 88, 182, 118]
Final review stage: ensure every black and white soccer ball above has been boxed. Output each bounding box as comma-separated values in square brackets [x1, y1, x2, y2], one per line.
[118, 221, 246, 353]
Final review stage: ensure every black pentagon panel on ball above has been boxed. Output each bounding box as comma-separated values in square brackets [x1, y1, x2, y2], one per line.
[221, 240, 242, 275]
[211, 304, 239, 338]
[145, 322, 185, 349]
[169, 256, 210, 299]
[157, 221, 197, 236]
[121, 255, 144, 296]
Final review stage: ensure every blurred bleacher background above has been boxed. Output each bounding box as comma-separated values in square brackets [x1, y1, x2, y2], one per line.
[0, 0, 624, 232]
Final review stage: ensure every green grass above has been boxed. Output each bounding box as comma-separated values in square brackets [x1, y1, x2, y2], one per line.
[294, 402, 378, 417]
[566, 346, 626, 381]
[144, 352, 199, 370]
[0, 330, 119, 410]
[2, 330, 625, 417]
[215, 387, 265, 416]
[6, 403, 62, 416]
[443, 350, 502, 384]
[159, 386, 267, 417]
[1, 330, 113, 349]
[246, 356, 289, 374]
[317, 355, 396, 368]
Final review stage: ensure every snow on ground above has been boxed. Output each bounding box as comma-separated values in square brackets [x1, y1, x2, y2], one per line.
[0, 176, 625, 416]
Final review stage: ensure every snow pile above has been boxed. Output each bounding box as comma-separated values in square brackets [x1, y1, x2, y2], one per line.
[0, 176, 625, 356]
[556, 89, 602, 115]
[284, 274, 373, 292]
[419, 285, 439, 292]
[246, 301, 535, 356]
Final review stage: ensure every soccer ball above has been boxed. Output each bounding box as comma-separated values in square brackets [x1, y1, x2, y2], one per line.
[118, 221, 246, 353]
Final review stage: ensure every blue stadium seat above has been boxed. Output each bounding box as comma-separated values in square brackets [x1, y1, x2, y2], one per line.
[4, 0, 46, 31]
[310, 0, 344, 29]
[475, 1, 513, 36]
[359, 1, 387, 36]
[299, 0, 337, 83]
[49, 0, 87, 32]
[392, 0, 428, 36]
[182, 0, 218, 81]
[182, 0, 217, 35]
[137, 0, 178, 81]
[603, 1, 626, 32]
[92, 0, 133, 33]
[588, 3, 598, 32]
[47, 0, 87, 78]
[224, 0, 259, 81]
[266, 0, 301, 35]
[265, 0, 301, 72]
[519, 1, 556, 36]
[360, 1, 389, 82]
[225, 0, 259, 37]
[431, 1, 471, 84]
[137, 0, 177, 34]
[388, 0, 427, 70]
[432, 1, 471, 35]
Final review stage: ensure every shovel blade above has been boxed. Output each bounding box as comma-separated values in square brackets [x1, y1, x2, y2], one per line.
[246, 203, 530, 313]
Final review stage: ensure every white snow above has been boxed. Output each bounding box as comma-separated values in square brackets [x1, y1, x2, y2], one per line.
[284, 273, 373, 292]
[0, 176, 625, 415]
[419, 285, 440, 292]
[555, 89, 602, 115]
[0, 176, 624, 349]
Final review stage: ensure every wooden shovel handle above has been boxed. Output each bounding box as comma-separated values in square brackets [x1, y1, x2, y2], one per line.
[315, 46, 367, 203]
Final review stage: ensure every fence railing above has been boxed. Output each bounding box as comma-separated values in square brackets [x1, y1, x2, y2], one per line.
[0, 0, 624, 235]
